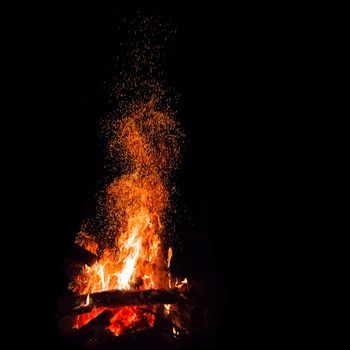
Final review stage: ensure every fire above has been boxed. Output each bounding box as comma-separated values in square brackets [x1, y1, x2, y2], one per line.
[69, 100, 184, 336]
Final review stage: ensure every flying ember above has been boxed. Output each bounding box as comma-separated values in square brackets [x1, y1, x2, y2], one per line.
[58, 17, 190, 343]
[69, 100, 184, 335]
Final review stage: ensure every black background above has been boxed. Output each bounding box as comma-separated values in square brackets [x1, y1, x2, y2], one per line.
[5, 1, 286, 349]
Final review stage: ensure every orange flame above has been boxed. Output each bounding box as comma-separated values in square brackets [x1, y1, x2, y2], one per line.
[69, 101, 183, 335]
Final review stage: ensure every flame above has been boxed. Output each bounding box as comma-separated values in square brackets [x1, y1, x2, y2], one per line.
[175, 277, 188, 288]
[69, 101, 183, 335]
[164, 304, 171, 315]
[167, 247, 172, 269]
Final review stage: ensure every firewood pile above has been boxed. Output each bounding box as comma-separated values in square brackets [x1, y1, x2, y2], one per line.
[57, 244, 204, 348]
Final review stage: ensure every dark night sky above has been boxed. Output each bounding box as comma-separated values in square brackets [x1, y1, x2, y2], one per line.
[5, 2, 287, 349]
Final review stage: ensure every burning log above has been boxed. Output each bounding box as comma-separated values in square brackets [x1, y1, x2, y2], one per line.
[67, 243, 98, 266]
[65, 309, 115, 344]
[63, 243, 98, 281]
[59, 288, 194, 317]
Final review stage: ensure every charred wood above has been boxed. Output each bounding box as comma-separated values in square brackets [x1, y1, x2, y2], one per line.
[58, 288, 194, 317]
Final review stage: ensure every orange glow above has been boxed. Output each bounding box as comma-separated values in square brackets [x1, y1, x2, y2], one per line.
[69, 101, 184, 335]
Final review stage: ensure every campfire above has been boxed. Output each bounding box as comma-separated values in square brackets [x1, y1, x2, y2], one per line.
[57, 100, 200, 347]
